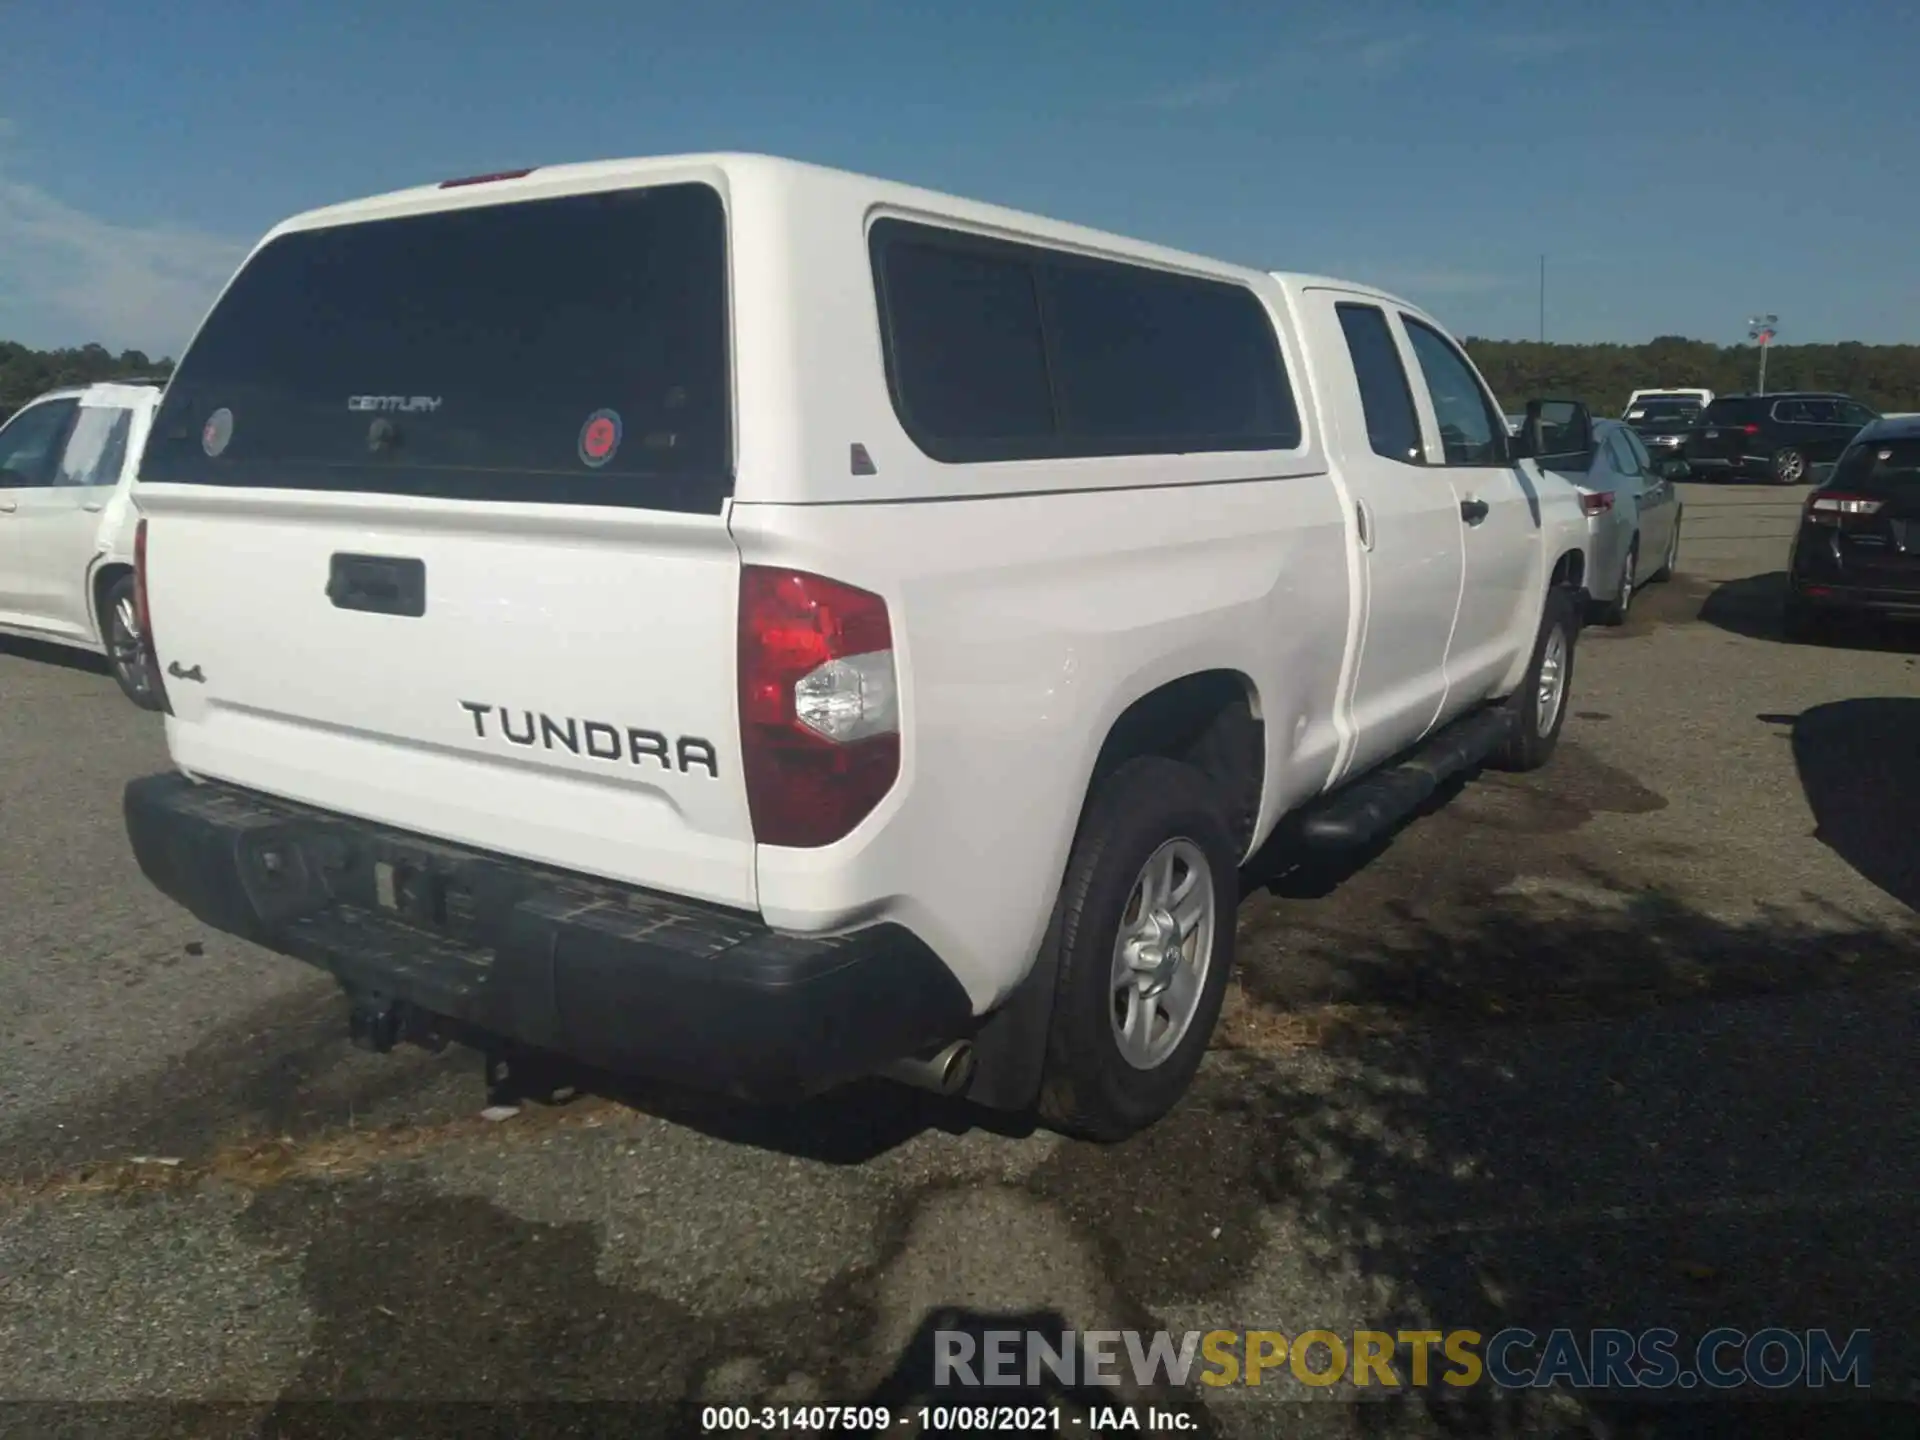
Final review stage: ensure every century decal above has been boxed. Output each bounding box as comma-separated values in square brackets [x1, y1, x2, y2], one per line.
[347, 395, 444, 413]
[460, 702, 719, 777]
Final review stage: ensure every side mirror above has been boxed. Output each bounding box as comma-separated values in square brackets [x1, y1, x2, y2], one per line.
[1514, 398, 1593, 467]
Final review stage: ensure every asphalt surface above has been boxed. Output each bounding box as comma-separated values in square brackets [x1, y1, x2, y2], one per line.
[2, 481, 1917, 1437]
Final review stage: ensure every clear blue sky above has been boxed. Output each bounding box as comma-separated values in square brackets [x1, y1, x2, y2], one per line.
[2, 0, 1914, 357]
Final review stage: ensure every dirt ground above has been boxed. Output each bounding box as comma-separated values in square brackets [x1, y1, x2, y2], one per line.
[2, 482, 1915, 1436]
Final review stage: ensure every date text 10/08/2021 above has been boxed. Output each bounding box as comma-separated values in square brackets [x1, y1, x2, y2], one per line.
[701, 1407, 1193, 1432]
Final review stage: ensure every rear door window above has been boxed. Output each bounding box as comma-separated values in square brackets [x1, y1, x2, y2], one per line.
[140, 183, 732, 514]
[55, 406, 134, 487]
[1335, 302, 1424, 464]
[1620, 428, 1654, 473]
[1604, 430, 1642, 477]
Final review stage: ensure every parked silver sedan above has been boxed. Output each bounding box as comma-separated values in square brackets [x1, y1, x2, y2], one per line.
[1557, 418, 1687, 626]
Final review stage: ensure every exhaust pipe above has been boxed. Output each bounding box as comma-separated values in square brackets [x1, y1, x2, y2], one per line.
[879, 1040, 975, 1097]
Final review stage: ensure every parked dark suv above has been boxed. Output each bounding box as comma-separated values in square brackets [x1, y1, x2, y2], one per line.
[1784, 416, 1920, 639]
[1686, 392, 1878, 485]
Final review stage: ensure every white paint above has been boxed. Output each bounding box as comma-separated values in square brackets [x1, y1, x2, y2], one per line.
[0, 380, 159, 652]
[134, 153, 1589, 1016]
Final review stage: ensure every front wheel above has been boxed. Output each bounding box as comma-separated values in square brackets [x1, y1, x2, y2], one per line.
[102, 573, 163, 712]
[1036, 757, 1238, 1142]
[1490, 586, 1578, 773]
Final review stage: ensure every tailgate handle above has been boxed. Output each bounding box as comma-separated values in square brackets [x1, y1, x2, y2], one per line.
[327, 553, 426, 617]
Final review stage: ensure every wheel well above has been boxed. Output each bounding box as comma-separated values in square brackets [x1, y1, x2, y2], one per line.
[1086, 670, 1264, 854]
[1549, 548, 1585, 591]
[92, 562, 133, 639]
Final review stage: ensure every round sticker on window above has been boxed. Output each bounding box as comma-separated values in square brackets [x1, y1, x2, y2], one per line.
[202, 407, 234, 458]
[578, 409, 623, 468]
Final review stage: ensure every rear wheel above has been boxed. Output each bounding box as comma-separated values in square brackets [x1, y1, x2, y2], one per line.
[102, 573, 162, 712]
[1037, 757, 1238, 1142]
[1773, 448, 1808, 485]
[1491, 586, 1578, 773]
[1597, 537, 1640, 627]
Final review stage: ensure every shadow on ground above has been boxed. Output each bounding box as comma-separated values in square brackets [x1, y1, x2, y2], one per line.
[0, 633, 109, 676]
[14, 683, 1920, 1433]
[179, 878, 1910, 1436]
[1775, 698, 1920, 913]
[1700, 572, 1920, 654]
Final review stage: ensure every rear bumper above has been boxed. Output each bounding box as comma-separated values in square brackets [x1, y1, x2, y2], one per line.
[1789, 577, 1920, 618]
[123, 772, 973, 1099]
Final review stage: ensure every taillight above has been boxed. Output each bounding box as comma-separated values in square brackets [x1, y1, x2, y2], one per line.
[1579, 491, 1615, 516]
[738, 566, 900, 848]
[1806, 492, 1883, 525]
[133, 517, 172, 714]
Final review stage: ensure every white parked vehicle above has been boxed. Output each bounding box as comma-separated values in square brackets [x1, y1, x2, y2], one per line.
[1624, 387, 1713, 413]
[1549, 417, 1688, 626]
[0, 379, 166, 707]
[123, 154, 1592, 1139]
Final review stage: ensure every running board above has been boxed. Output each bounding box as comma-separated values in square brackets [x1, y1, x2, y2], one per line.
[1296, 706, 1515, 850]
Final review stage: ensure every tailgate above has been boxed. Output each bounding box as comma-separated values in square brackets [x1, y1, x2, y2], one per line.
[132, 175, 756, 908]
[139, 497, 753, 907]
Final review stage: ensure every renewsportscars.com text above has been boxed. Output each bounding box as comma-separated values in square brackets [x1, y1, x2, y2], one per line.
[936, 1326, 1871, 1392]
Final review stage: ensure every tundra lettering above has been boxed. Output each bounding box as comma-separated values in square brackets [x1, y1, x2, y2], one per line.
[459, 701, 719, 777]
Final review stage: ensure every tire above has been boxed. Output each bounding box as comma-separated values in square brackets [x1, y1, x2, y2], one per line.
[1036, 756, 1238, 1142]
[1490, 586, 1578, 773]
[1596, 536, 1639, 627]
[1650, 511, 1681, 583]
[101, 573, 163, 712]
[1773, 448, 1808, 485]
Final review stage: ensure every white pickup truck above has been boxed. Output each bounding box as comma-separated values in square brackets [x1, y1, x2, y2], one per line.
[123, 154, 1592, 1140]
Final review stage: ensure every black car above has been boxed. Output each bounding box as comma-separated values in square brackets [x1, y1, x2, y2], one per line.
[1784, 416, 1920, 638]
[1623, 396, 1705, 467]
[1685, 392, 1879, 485]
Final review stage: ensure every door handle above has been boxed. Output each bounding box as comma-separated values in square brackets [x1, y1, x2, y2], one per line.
[82, 501, 105, 513]
[1459, 497, 1490, 525]
[0, 500, 16, 514]
[1354, 500, 1374, 552]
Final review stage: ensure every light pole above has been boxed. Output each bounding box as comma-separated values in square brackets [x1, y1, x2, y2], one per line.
[1538, 255, 1546, 343]
[1747, 314, 1778, 395]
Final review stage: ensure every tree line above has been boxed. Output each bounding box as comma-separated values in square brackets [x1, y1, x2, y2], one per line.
[6, 334, 1920, 430]
[1463, 336, 1920, 417]
[0, 342, 173, 425]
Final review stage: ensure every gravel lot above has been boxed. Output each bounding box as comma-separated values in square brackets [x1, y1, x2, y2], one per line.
[2, 482, 1916, 1436]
